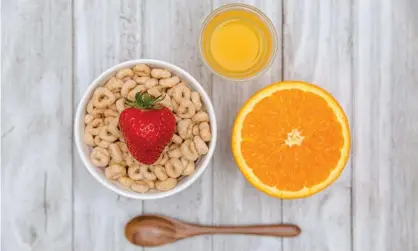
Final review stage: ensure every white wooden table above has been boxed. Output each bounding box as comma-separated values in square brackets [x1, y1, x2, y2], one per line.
[2, 0, 418, 250]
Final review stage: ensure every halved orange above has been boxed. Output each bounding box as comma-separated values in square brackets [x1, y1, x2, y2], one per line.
[232, 81, 350, 199]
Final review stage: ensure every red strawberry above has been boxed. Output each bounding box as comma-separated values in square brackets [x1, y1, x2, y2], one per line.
[119, 92, 176, 165]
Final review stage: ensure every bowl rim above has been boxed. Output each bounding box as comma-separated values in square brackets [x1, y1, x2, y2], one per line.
[74, 59, 217, 200]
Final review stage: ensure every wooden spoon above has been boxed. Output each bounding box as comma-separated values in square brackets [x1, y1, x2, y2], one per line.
[125, 214, 301, 247]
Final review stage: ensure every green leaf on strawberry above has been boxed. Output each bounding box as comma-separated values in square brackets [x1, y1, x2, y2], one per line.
[126, 92, 165, 110]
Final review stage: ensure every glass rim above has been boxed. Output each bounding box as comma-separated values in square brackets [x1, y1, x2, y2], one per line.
[199, 3, 278, 82]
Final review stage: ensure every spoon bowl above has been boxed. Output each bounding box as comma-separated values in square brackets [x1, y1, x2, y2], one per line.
[125, 214, 301, 247]
[125, 215, 182, 247]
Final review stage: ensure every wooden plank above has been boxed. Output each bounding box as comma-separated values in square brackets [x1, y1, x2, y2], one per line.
[140, 1, 213, 251]
[1, 0, 73, 250]
[282, 1, 353, 250]
[352, 0, 418, 250]
[73, 1, 145, 251]
[211, 1, 283, 251]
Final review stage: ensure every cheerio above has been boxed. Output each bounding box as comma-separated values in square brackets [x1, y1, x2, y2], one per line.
[200, 4, 277, 80]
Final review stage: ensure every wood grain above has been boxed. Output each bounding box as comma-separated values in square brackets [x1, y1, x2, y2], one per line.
[1, 0, 73, 250]
[140, 1, 213, 251]
[73, 1, 144, 251]
[211, 1, 283, 251]
[282, 1, 353, 251]
[352, 0, 418, 250]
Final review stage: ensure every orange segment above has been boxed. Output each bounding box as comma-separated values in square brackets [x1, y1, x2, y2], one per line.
[232, 81, 350, 199]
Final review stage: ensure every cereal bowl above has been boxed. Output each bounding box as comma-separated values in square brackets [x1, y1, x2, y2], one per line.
[74, 59, 217, 200]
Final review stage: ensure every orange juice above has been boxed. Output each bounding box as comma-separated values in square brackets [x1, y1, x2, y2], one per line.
[200, 4, 277, 80]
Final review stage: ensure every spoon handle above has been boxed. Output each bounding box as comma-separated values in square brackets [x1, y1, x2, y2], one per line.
[191, 224, 301, 238]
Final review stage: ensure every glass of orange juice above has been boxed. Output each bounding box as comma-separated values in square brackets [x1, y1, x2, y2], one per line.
[200, 3, 277, 81]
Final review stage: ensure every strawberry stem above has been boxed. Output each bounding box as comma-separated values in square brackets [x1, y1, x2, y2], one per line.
[126, 91, 165, 110]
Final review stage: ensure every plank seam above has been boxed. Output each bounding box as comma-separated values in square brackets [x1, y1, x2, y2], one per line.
[349, 1, 356, 250]
[71, 0, 75, 250]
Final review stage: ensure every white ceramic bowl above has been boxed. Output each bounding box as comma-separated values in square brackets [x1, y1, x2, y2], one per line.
[74, 59, 217, 200]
